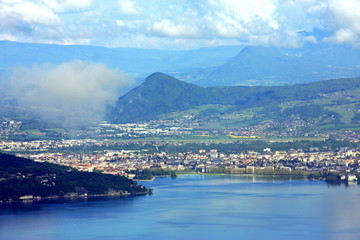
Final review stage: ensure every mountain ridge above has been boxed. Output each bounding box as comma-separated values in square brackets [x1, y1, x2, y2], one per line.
[174, 44, 360, 86]
[0, 40, 243, 78]
[111, 72, 360, 125]
[3, 41, 360, 87]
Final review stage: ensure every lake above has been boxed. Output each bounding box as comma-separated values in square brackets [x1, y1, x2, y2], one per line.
[0, 174, 359, 240]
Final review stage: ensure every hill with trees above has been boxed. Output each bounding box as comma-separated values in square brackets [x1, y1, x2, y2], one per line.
[0, 153, 150, 203]
[111, 73, 360, 131]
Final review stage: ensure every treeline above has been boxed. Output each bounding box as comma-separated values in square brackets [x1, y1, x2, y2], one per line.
[307, 171, 360, 184]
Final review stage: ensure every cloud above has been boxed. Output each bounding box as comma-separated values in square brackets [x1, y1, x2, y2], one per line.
[1, 0, 360, 49]
[0, 0, 94, 45]
[303, 35, 318, 44]
[0, 1, 61, 27]
[211, 0, 278, 27]
[42, 0, 94, 12]
[118, 0, 138, 14]
[324, 0, 360, 46]
[59, 0, 93, 11]
[116, 19, 125, 27]
[327, 28, 357, 44]
[141, 0, 325, 48]
[3, 60, 134, 128]
[0, 33, 16, 41]
[149, 19, 202, 38]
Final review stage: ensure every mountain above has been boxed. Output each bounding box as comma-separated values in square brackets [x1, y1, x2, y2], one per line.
[174, 44, 360, 86]
[3, 41, 360, 87]
[112, 73, 360, 129]
[0, 152, 149, 202]
[0, 41, 243, 78]
[112, 73, 209, 123]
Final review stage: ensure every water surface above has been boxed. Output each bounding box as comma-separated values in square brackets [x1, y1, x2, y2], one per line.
[0, 174, 359, 240]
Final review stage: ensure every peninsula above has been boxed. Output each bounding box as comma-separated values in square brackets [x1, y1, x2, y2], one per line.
[0, 153, 150, 204]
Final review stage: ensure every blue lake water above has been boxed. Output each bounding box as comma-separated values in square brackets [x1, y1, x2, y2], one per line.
[0, 174, 360, 240]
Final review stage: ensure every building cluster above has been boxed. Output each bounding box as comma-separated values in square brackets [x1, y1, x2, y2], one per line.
[97, 122, 193, 138]
[0, 120, 22, 137]
[1, 118, 360, 182]
[1, 117, 360, 143]
[14, 147, 360, 180]
[0, 139, 98, 151]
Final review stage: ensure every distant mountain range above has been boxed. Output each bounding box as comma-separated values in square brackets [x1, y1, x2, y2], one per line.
[2, 41, 360, 87]
[112, 73, 360, 130]
[0, 41, 243, 80]
[174, 44, 360, 86]
[3, 41, 360, 130]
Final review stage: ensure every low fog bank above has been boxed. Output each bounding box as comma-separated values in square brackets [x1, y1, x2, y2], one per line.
[1, 60, 134, 129]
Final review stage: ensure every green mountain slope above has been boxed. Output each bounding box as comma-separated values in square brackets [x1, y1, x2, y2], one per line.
[112, 73, 360, 129]
[112, 73, 210, 123]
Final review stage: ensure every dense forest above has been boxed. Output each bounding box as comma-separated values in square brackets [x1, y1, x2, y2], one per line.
[0, 153, 150, 202]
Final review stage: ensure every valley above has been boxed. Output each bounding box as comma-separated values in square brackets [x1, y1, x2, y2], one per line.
[2, 77, 360, 185]
[2, 42, 360, 187]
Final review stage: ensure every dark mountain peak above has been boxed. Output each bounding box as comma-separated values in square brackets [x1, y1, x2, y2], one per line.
[112, 73, 207, 123]
[145, 72, 172, 81]
[142, 72, 203, 91]
[144, 72, 183, 85]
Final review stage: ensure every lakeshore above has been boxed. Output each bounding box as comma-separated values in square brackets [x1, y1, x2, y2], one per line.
[1, 174, 359, 240]
[0, 190, 150, 206]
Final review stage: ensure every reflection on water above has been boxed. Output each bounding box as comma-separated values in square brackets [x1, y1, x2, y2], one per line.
[1, 174, 359, 240]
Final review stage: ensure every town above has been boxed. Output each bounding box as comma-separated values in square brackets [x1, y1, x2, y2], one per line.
[1, 118, 360, 183]
[13, 144, 360, 181]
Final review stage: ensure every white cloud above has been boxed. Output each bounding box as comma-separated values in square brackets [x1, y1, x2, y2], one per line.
[325, 0, 360, 45]
[149, 19, 202, 38]
[326, 28, 357, 44]
[1, 0, 360, 49]
[211, 21, 241, 38]
[116, 19, 125, 27]
[303, 35, 317, 43]
[4, 60, 134, 127]
[60, 0, 93, 10]
[0, 1, 61, 26]
[213, 0, 278, 27]
[62, 38, 91, 45]
[118, 0, 138, 14]
[1, 0, 23, 4]
[41, 0, 93, 12]
[0, 33, 16, 41]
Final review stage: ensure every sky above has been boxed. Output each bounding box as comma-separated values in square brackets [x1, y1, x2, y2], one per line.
[0, 0, 360, 50]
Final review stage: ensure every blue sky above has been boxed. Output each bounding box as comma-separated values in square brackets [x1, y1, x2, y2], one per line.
[1, 0, 360, 50]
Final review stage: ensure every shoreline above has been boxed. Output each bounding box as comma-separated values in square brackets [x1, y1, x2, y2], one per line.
[0, 190, 150, 206]
[136, 172, 359, 185]
[134, 176, 156, 181]
[135, 175, 173, 182]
